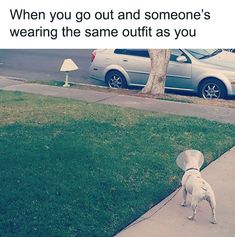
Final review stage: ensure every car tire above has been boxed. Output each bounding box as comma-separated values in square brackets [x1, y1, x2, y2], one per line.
[105, 71, 127, 89]
[199, 79, 227, 99]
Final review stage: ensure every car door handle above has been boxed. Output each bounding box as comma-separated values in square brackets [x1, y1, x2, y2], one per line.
[123, 59, 128, 62]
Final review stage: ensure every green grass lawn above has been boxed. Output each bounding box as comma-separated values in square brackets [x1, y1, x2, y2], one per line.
[0, 91, 235, 237]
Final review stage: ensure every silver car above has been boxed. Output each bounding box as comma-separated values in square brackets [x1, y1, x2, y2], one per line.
[89, 49, 235, 99]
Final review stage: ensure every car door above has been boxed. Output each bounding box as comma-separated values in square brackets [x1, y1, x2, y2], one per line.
[116, 49, 150, 86]
[166, 49, 193, 90]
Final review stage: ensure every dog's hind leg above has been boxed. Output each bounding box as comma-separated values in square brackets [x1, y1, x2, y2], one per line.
[188, 198, 198, 221]
[181, 187, 187, 207]
[208, 195, 217, 224]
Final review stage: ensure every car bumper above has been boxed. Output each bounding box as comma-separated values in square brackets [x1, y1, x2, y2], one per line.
[89, 66, 106, 82]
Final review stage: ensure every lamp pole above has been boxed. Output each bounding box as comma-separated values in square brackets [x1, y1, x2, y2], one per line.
[63, 72, 70, 87]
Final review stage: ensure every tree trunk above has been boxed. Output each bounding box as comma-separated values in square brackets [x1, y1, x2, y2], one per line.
[142, 49, 170, 95]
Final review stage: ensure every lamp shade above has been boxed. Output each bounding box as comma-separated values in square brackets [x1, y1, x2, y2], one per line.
[60, 59, 79, 72]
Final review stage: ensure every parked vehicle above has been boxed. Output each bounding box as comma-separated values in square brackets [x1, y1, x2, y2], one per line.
[89, 49, 235, 99]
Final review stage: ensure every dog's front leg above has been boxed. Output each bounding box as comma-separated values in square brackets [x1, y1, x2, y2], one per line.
[181, 187, 187, 207]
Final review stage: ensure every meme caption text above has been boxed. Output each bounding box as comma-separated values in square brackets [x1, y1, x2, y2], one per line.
[9, 9, 211, 40]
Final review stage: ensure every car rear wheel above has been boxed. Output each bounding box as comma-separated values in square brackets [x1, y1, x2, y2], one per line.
[105, 71, 127, 89]
[199, 79, 227, 99]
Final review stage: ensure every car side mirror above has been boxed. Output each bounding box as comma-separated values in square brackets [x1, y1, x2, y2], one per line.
[176, 55, 187, 63]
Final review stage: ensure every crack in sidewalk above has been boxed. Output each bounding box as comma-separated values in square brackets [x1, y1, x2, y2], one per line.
[95, 94, 119, 103]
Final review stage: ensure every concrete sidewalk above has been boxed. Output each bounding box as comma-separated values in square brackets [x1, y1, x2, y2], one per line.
[116, 147, 235, 237]
[1, 77, 235, 125]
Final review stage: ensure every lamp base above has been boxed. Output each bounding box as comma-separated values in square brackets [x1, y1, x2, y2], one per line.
[63, 83, 70, 88]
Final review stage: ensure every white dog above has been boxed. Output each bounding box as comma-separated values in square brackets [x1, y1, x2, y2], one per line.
[177, 150, 217, 224]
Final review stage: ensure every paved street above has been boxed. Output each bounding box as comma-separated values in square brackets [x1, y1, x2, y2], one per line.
[0, 49, 105, 86]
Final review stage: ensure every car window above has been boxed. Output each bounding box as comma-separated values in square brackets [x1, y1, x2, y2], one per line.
[114, 49, 149, 58]
[115, 49, 190, 62]
[114, 49, 126, 55]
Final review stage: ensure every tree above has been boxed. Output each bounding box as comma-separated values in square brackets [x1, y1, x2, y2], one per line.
[142, 49, 170, 95]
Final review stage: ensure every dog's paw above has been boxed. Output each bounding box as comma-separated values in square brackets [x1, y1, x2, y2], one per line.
[187, 216, 194, 221]
[181, 202, 187, 207]
[211, 219, 217, 224]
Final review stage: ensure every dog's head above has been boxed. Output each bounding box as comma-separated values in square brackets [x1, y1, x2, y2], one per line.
[176, 149, 204, 171]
